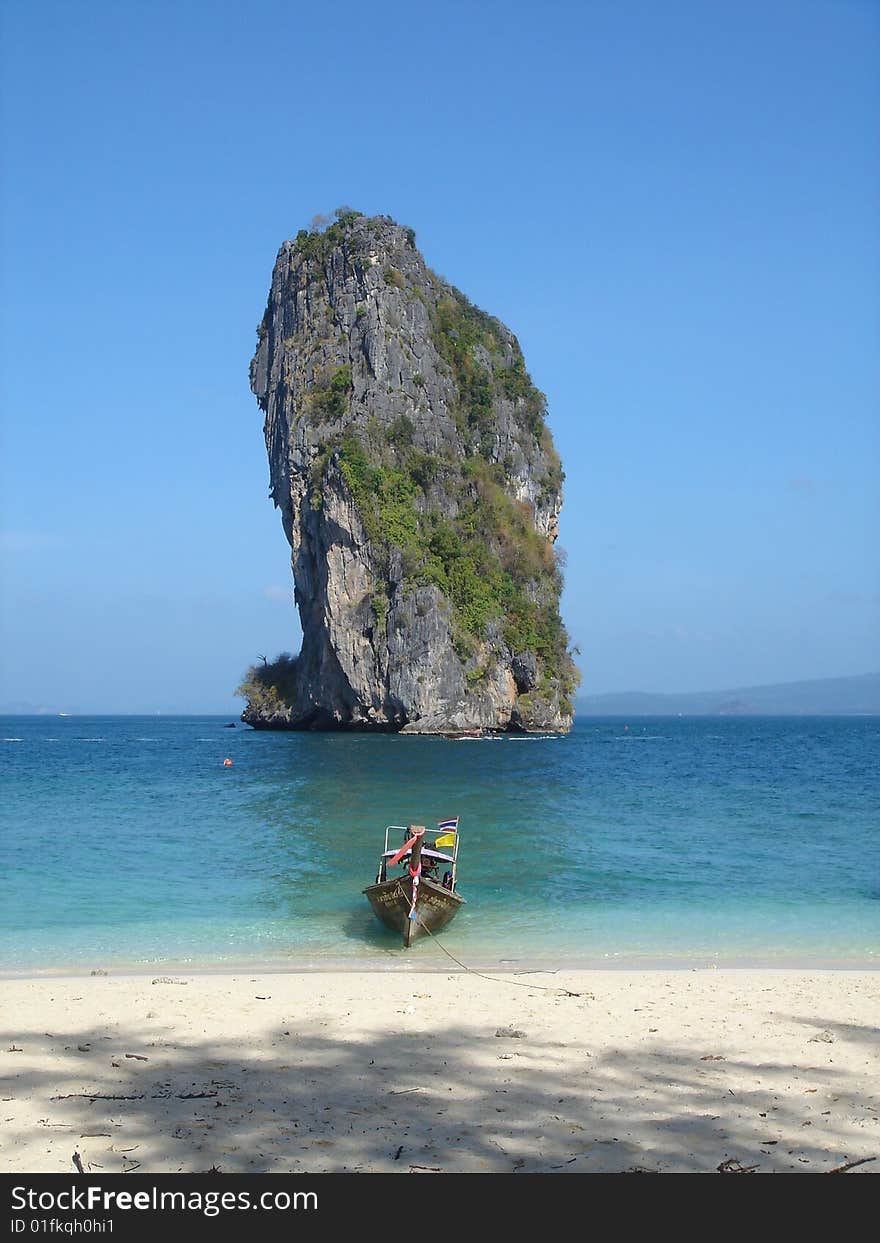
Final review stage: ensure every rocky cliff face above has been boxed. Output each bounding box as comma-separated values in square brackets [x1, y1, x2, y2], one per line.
[241, 211, 578, 732]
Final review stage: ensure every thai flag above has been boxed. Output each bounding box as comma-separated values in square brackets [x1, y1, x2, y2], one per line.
[437, 817, 458, 832]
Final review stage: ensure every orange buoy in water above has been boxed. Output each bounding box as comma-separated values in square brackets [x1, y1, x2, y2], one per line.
[223, 757, 233, 767]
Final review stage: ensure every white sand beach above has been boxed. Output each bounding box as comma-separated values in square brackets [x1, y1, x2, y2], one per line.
[1, 969, 877, 1174]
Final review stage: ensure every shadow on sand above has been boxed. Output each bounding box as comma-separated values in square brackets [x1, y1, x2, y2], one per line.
[2, 1000, 877, 1174]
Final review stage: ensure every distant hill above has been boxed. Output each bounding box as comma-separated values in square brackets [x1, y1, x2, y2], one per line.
[577, 673, 880, 716]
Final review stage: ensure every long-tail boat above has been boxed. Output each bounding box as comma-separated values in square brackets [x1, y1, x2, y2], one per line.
[363, 819, 464, 948]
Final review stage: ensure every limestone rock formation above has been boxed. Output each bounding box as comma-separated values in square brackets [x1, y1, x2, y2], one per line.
[240, 211, 578, 732]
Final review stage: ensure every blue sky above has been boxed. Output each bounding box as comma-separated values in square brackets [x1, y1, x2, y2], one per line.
[1, 0, 877, 713]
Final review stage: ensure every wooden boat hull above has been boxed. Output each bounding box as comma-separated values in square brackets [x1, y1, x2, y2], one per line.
[363, 874, 465, 947]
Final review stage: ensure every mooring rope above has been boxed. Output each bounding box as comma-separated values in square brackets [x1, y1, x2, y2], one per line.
[391, 880, 587, 998]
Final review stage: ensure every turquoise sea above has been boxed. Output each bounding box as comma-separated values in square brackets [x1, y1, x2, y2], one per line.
[0, 715, 877, 971]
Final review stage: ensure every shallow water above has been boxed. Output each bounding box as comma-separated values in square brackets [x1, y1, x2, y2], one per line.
[1, 715, 877, 969]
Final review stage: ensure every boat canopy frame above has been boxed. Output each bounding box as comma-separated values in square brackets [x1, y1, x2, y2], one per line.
[379, 823, 461, 893]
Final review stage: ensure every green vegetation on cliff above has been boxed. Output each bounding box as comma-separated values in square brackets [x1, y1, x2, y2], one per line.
[331, 433, 574, 696]
[307, 365, 352, 421]
[291, 207, 418, 266]
[292, 209, 366, 261]
[236, 653, 298, 714]
[429, 289, 563, 494]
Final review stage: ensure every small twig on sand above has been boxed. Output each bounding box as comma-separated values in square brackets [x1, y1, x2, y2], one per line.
[717, 1158, 759, 1174]
[54, 1093, 145, 1102]
[72, 1152, 85, 1175]
[827, 1156, 877, 1175]
[53, 1090, 218, 1102]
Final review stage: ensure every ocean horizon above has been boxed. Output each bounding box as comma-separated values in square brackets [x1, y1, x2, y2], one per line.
[1, 713, 877, 973]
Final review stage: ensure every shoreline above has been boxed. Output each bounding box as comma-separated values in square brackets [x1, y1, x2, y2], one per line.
[1, 953, 878, 980]
[2, 967, 877, 1173]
